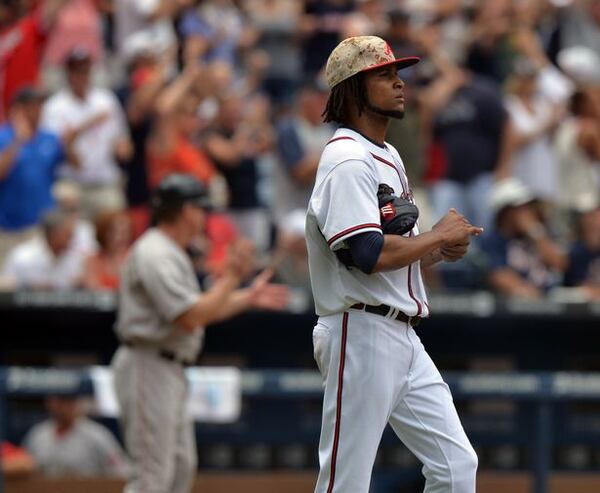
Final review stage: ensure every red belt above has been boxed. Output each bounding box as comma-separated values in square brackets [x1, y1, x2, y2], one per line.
[350, 303, 420, 327]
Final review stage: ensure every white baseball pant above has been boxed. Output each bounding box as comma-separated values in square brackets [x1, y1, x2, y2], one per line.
[112, 346, 197, 493]
[313, 310, 477, 493]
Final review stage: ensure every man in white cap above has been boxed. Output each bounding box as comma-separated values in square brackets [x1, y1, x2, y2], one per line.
[482, 178, 567, 298]
[306, 36, 482, 493]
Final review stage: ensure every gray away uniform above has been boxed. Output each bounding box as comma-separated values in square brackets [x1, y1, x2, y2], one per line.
[23, 417, 128, 477]
[112, 228, 202, 493]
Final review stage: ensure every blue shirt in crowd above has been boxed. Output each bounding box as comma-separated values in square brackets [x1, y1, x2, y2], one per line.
[0, 124, 65, 231]
[276, 119, 305, 170]
[433, 76, 507, 184]
[564, 243, 600, 287]
[179, 11, 237, 65]
[481, 231, 561, 292]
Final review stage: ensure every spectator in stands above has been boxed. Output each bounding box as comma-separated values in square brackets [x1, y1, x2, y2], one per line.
[0, 87, 79, 266]
[272, 208, 311, 296]
[243, 0, 302, 105]
[559, 0, 600, 55]
[42, 0, 104, 91]
[114, 0, 183, 60]
[23, 394, 127, 477]
[1, 209, 86, 291]
[0, 0, 69, 120]
[564, 206, 600, 300]
[481, 178, 568, 298]
[53, 180, 98, 256]
[146, 62, 226, 206]
[203, 92, 272, 254]
[1, 441, 35, 477]
[385, 10, 426, 186]
[421, 53, 510, 232]
[274, 80, 333, 227]
[41, 47, 133, 217]
[179, 0, 256, 69]
[83, 209, 131, 291]
[502, 57, 563, 203]
[120, 31, 173, 237]
[465, 0, 512, 83]
[342, 0, 388, 38]
[555, 87, 600, 216]
[300, 0, 353, 77]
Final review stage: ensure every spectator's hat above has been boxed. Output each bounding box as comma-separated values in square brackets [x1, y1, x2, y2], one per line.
[325, 36, 420, 89]
[11, 86, 45, 106]
[557, 46, 600, 85]
[489, 178, 535, 215]
[64, 46, 92, 68]
[123, 31, 161, 64]
[152, 174, 213, 212]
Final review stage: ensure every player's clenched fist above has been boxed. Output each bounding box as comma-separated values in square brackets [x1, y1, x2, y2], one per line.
[432, 208, 483, 247]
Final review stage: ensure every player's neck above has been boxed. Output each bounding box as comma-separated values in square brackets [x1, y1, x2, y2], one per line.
[157, 223, 193, 250]
[346, 113, 389, 147]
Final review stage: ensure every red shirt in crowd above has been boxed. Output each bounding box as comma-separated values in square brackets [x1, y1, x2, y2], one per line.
[0, 9, 46, 120]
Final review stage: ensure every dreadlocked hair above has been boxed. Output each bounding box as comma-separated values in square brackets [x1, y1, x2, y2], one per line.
[322, 73, 368, 125]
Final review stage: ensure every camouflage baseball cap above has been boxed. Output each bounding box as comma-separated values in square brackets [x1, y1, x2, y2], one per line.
[325, 36, 420, 89]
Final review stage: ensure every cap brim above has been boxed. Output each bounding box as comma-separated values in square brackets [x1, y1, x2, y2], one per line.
[494, 197, 535, 214]
[360, 56, 421, 74]
[190, 196, 213, 210]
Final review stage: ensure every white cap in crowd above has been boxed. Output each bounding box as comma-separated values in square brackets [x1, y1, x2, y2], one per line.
[557, 46, 600, 85]
[488, 178, 535, 215]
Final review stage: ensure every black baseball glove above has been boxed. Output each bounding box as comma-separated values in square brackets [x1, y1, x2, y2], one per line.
[334, 184, 419, 269]
[377, 183, 419, 235]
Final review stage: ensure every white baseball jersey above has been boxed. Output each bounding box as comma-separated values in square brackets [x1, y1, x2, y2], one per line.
[306, 127, 430, 318]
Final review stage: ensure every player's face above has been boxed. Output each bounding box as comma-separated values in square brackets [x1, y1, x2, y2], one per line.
[182, 203, 206, 235]
[364, 65, 405, 119]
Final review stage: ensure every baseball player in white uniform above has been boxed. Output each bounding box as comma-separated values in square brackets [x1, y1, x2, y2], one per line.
[111, 174, 288, 493]
[306, 36, 484, 493]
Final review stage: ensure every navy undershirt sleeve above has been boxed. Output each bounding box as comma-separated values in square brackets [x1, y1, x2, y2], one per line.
[347, 231, 384, 274]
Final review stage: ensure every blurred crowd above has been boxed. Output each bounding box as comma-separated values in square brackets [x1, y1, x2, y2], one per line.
[0, 0, 599, 302]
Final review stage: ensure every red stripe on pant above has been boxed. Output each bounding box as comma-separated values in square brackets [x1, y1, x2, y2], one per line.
[327, 312, 349, 493]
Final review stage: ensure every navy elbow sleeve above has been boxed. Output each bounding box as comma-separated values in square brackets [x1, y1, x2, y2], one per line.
[347, 231, 384, 274]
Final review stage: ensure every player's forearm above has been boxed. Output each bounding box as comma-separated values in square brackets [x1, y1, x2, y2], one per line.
[373, 231, 444, 272]
[176, 274, 241, 329]
[208, 288, 254, 323]
[420, 248, 444, 269]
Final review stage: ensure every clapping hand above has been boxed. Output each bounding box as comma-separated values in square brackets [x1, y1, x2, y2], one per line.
[247, 269, 290, 311]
